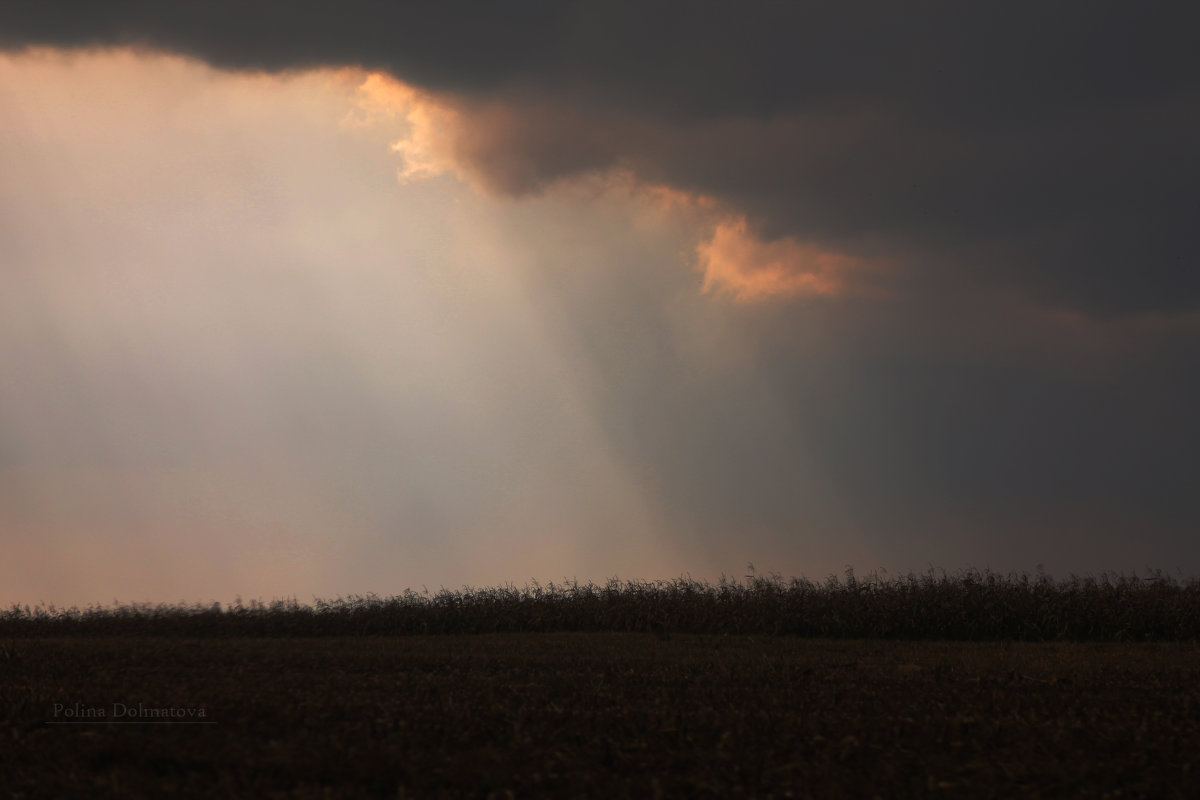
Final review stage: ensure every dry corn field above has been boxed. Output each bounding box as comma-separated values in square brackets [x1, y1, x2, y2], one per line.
[3, 571, 1198, 798]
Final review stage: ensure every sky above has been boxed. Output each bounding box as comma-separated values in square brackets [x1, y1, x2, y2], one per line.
[1, 2, 1198, 606]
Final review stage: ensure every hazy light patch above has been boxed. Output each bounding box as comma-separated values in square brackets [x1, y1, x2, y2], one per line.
[0, 49, 701, 607]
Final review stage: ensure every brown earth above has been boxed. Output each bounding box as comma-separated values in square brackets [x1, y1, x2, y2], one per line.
[2, 634, 1197, 798]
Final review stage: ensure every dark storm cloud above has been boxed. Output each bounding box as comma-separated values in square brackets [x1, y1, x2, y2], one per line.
[2, 2, 1192, 118]
[565, 282, 1200, 572]
[3, 1, 1198, 314]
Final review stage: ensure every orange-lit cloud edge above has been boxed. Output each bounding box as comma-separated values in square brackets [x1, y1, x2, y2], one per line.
[347, 71, 871, 303]
[346, 71, 1199, 324]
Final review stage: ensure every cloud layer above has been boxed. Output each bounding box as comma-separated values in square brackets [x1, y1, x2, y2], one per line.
[3, 1, 1199, 313]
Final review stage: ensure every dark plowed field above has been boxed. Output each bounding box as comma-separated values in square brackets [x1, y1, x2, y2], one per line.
[3, 634, 1197, 798]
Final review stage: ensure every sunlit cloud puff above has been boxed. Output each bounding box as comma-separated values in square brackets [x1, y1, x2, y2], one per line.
[697, 216, 855, 301]
[342, 72, 462, 184]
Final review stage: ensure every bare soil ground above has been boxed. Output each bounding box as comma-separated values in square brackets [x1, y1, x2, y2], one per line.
[3, 634, 1197, 798]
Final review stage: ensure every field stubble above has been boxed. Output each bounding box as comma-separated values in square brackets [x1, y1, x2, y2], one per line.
[2, 633, 1197, 798]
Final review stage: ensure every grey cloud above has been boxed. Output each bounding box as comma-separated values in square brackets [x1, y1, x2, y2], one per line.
[1, 2, 1192, 119]
[501, 228, 1200, 575]
[3, 1, 1199, 314]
